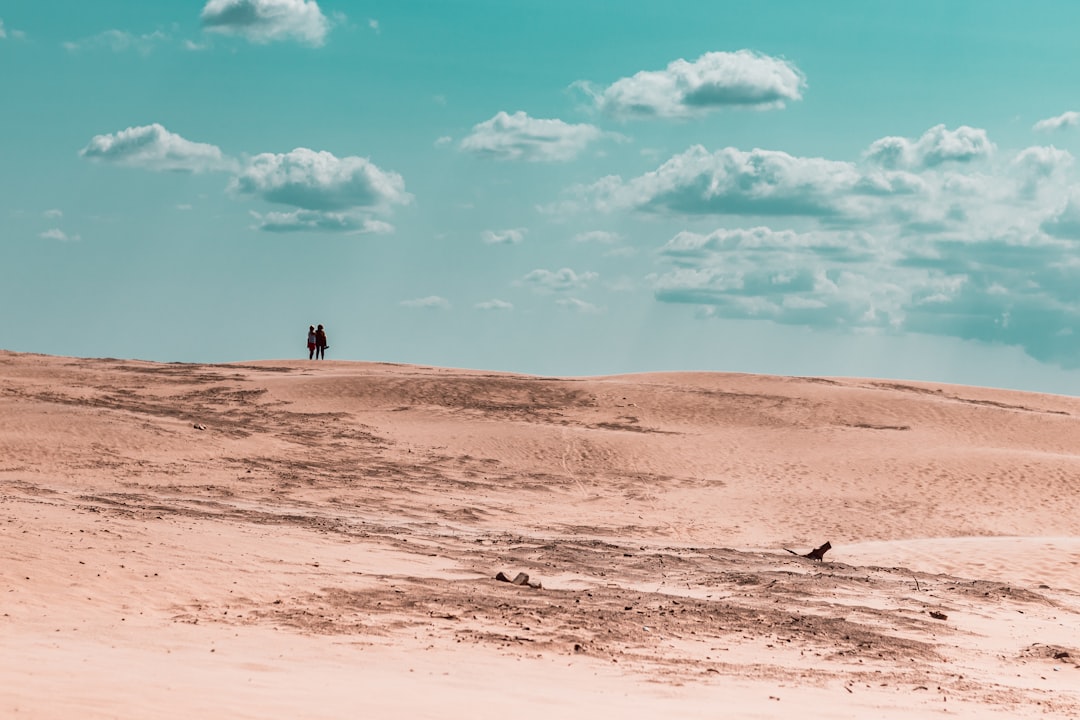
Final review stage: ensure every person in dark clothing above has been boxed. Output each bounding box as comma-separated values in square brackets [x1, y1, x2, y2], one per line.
[315, 324, 328, 359]
[307, 325, 317, 359]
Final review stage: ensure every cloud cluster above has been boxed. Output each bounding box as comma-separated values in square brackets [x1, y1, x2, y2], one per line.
[642, 126, 1080, 366]
[460, 111, 605, 162]
[81, 124, 408, 234]
[201, 0, 329, 45]
[579, 50, 805, 119]
[79, 123, 235, 173]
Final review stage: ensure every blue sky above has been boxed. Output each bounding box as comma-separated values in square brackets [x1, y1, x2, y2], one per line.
[5, 1, 1080, 394]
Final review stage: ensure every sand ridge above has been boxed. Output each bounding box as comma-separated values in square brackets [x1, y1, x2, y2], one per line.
[2, 350, 1079, 718]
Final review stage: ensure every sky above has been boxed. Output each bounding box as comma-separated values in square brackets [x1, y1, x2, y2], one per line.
[5, 1, 1080, 395]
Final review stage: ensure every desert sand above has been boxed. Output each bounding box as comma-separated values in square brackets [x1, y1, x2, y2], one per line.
[2, 349, 1079, 718]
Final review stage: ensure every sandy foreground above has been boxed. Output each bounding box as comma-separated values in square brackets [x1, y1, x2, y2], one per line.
[2, 350, 1079, 719]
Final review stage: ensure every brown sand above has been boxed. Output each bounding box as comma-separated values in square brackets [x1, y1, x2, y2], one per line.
[2, 350, 1079, 718]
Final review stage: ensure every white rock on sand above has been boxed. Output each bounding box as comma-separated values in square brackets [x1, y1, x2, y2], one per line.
[2, 350, 1079, 719]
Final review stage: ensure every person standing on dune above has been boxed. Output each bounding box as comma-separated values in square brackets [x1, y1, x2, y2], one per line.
[315, 324, 328, 360]
[307, 325, 317, 359]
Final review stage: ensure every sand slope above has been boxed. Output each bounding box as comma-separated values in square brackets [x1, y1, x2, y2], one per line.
[2, 351, 1079, 718]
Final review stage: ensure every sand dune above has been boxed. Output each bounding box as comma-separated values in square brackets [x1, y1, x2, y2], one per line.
[2, 351, 1079, 718]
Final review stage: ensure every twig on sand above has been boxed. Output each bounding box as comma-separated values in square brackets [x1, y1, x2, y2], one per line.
[784, 541, 832, 561]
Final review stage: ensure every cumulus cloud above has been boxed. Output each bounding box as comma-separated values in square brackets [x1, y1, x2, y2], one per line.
[201, 0, 330, 45]
[481, 228, 526, 245]
[1033, 111, 1080, 133]
[43, 209, 63, 219]
[232, 148, 410, 211]
[577, 50, 805, 120]
[521, 268, 598, 292]
[401, 295, 450, 309]
[864, 125, 995, 169]
[459, 111, 605, 162]
[79, 123, 234, 173]
[475, 299, 513, 311]
[39, 228, 80, 242]
[580, 145, 865, 218]
[63, 29, 170, 54]
[250, 210, 393, 234]
[0, 19, 6, 39]
[80, 127, 409, 235]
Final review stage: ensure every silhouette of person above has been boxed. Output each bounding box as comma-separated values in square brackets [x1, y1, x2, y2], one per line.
[315, 324, 328, 360]
[307, 325, 317, 360]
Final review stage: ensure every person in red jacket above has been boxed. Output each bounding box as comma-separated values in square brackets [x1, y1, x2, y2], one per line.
[315, 324, 328, 360]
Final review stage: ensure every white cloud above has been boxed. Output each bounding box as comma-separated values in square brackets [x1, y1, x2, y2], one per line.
[39, 228, 80, 242]
[1, 19, 26, 40]
[1041, 197, 1080, 239]
[521, 268, 598, 292]
[556, 297, 603, 313]
[653, 226, 912, 329]
[434, 136, 453, 147]
[475, 299, 513, 311]
[460, 111, 605, 162]
[1033, 111, 1080, 133]
[1012, 145, 1073, 197]
[63, 29, 169, 54]
[231, 148, 410, 211]
[577, 50, 805, 120]
[864, 125, 995, 169]
[250, 209, 394, 234]
[368, 18, 380, 34]
[481, 228, 526, 245]
[79, 123, 235, 173]
[574, 230, 620, 244]
[201, 0, 330, 46]
[43, 209, 63, 219]
[580, 145, 865, 217]
[401, 295, 450, 309]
